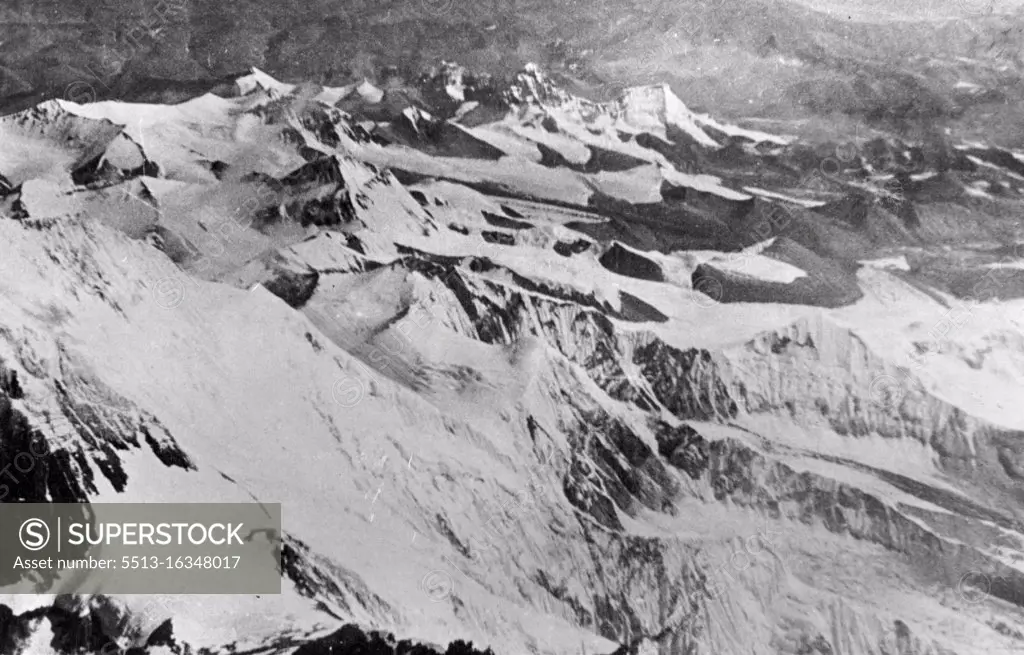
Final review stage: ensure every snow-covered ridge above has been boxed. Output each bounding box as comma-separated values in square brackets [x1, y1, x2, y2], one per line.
[496, 65, 791, 149]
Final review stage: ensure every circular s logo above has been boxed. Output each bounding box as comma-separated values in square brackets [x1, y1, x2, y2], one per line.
[19, 518, 50, 551]
[420, 570, 454, 602]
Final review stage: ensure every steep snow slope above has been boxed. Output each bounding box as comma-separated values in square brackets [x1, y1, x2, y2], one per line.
[1, 66, 1024, 655]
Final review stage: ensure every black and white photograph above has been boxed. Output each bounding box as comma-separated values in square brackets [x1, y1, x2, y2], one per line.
[2, 0, 1024, 652]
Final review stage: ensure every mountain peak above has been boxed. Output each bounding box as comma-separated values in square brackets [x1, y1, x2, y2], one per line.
[616, 83, 720, 148]
[503, 63, 574, 107]
[237, 67, 296, 97]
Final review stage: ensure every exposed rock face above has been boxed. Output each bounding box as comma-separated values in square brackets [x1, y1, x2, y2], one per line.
[599, 243, 666, 283]
[292, 624, 497, 655]
[3, 63, 1024, 655]
[373, 107, 507, 161]
[692, 237, 863, 308]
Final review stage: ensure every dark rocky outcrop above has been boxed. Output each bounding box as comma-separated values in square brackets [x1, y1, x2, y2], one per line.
[599, 243, 665, 282]
[0, 600, 497, 655]
[633, 342, 738, 421]
[553, 238, 592, 257]
[294, 624, 496, 655]
[372, 107, 506, 160]
[254, 254, 321, 308]
[482, 211, 533, 230]
[691, 237, 863, 308]
[481, 230, 515, 245]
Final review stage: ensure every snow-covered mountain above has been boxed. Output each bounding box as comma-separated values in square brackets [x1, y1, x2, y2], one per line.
[2, 62, 1024, 655]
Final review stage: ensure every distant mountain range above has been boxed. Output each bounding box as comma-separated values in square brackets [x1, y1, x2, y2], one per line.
[2, 0, 1024, 146]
